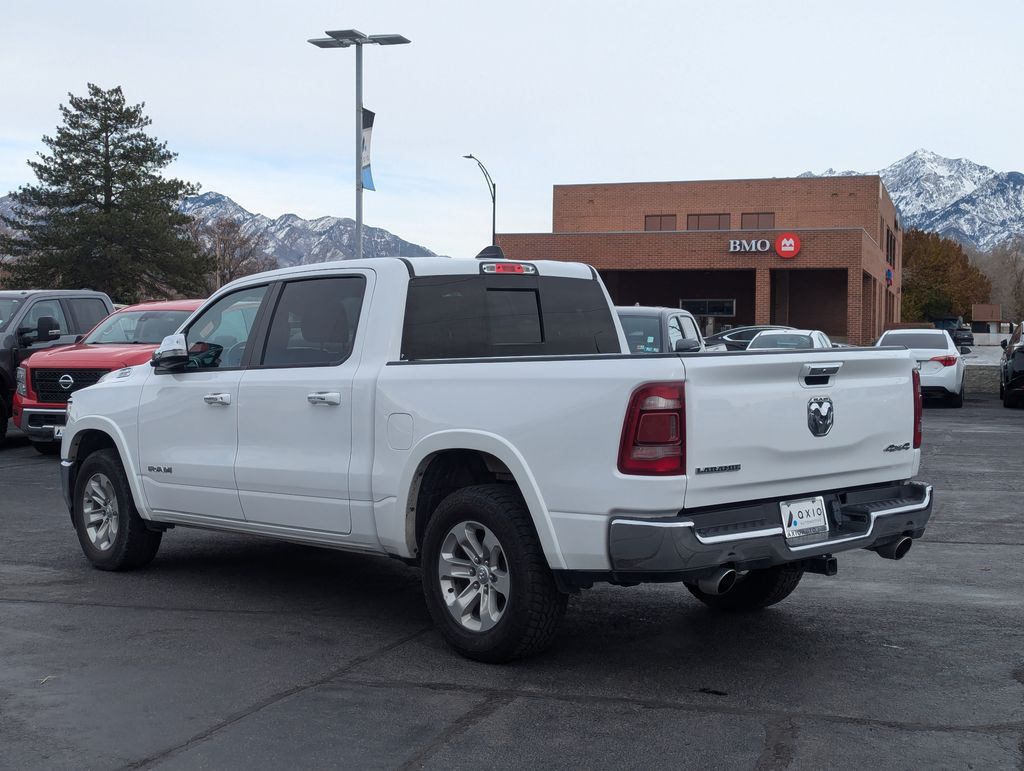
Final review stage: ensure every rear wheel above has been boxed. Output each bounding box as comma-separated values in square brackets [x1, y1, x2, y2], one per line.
[686, 564, 804, 611]
[421, 484, 567, 663]
[73, 449, 162, 570]
[1005, 388, 1020, 409]
[0, 397, 8, 444]
[948, 379, 964, 408]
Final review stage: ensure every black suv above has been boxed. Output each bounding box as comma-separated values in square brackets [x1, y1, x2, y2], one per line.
[1000, 323, 1024, 408]
[930, 316, 974, 347]
[0, 290, 114, 442]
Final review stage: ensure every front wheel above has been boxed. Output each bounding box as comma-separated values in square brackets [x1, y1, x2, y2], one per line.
[686, 564, 804, 611]
[421, 484, 567, 663]
[73, 449, 162, 571]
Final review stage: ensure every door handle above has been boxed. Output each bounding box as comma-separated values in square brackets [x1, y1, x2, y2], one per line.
[203, 393, 232, 406]
[307, 391, 342, 406]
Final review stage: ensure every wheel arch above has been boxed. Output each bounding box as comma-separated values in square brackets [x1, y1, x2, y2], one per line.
[65, 418, 147, 522]
[396, 431, 566, 570]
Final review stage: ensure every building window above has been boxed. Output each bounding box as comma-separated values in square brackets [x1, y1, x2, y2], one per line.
[644, 214, 677, 231]
[740, 212, 775, 229]
[680, 298, 736, 317]
[686, 213, 730, 231]
[886, 227, 896, 266]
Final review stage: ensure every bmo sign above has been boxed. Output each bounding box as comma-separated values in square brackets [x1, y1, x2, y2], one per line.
[728, 232, 801, 259]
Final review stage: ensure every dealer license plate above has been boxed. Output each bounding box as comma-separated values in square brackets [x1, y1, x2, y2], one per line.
[780, 496, 829, 539]
[53, 426, 64, 439]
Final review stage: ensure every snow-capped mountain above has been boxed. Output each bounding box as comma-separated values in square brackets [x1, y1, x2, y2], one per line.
[0, 191, 436, 265]
[179, 192, 435, 264]
[802, 149, 1024, 250]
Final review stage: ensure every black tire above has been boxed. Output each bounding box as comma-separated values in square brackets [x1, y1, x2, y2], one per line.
[1005, 389, 1019, 409]
[948, 381, 964, 408]
[73, 448, 162, 571]
[686, 564, 804, 611]
[421, 484, 567, 663]
[0, 396, 8, 444]
[33, 441, 61, 456]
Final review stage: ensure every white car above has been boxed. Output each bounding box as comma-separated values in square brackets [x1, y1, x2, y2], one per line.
[876, 329, 965, 407]
[59, 255, 933, 662]
[748, 328, 834, 350]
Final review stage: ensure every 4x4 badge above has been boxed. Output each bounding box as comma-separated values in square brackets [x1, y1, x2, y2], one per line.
[807, 397, 834, 437]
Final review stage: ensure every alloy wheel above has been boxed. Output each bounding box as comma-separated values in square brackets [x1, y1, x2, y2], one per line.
[81, 472, 119, 551]
[437, 520, 510, 632]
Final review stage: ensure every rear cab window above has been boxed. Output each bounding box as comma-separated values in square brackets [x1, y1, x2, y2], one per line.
[401, 272, 620, 360]
[619, 315, 662, 353]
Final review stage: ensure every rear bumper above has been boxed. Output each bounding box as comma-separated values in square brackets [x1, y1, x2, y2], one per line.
[597, 481, 931, 582]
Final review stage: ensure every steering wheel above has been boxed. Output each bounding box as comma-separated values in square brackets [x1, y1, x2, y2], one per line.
[222, 341, 248, 368]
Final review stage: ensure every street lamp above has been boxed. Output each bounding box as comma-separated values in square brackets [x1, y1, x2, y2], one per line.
[463, 154, 496, 246]
[308, 29, 411, 261]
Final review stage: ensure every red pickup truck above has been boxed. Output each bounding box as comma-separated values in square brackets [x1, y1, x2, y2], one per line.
[13, 299, 202, 454]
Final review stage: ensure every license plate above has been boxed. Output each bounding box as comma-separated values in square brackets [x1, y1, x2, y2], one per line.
[780, 496, 828, 539]
[53, 426, 64, 439]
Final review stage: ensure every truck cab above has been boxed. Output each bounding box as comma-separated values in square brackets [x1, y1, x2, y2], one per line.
[0, 290, 114, 443]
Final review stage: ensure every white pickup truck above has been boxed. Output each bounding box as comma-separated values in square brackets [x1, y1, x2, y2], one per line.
[60, 255, 933, 662]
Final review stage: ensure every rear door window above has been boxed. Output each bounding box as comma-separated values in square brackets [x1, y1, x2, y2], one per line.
[259, 277, 366, 367]
[67, 298, 110, 333]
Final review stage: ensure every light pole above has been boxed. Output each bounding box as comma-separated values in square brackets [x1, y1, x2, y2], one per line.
[463, 154, 496, 246]
[308, 29, 410, 261]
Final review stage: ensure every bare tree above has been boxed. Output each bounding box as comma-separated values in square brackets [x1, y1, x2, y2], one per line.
[978, 237, 1024, 321]
[189, 217, 277, 292]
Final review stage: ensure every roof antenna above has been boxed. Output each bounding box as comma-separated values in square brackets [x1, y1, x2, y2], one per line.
[475, 245, 506, 260]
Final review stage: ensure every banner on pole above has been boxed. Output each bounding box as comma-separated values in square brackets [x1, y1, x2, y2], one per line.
[361, 108, 375, 191]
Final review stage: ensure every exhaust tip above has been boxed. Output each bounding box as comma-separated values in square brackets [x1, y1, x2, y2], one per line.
[698, 568, 737, 595]
[873, 536, 913, 560]
[892, 537, 912, 560]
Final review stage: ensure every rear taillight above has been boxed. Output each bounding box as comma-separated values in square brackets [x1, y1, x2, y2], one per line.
[618, 382, 685, 475]
[929, 355, 958, 367]
[912, 369, 922, 449]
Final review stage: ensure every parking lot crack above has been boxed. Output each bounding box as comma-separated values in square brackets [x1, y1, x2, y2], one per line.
[397, 693, 514, 770]
[119, 625, 431, 770]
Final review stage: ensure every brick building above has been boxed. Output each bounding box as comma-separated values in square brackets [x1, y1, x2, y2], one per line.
[497, 175, 902, 344]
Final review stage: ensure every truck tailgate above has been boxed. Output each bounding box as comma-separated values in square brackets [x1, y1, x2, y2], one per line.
[681, 348, 918, 509]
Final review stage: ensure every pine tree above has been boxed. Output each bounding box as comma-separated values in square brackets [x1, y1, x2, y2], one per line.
[0, 84, 211, 301]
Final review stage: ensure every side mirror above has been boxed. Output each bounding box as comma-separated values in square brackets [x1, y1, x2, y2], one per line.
[674, 338, 702, 353]
[1001, 339, 1009, 350]
[960, 346, 971, 355]
[37, 315, 61, 340]
[74, 335, 83, 343]
[151, 333, 189, 373]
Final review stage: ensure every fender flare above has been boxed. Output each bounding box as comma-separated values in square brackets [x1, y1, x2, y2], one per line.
[65, 416, 149, 518]
[394, 429, 567, 570]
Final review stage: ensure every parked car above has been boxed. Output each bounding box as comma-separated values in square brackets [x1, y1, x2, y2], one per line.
[748, 329, 834, 350]
[999, 322, 1024, 408]
[60, 256, 932, 662]
[929, 316, 974, 348]
[616, 306, 708, 353]
[0, 289, 114, 443]
[703, 324, 795, 351]
[876, 328, 965, 407]
[13, 299, 202, 453]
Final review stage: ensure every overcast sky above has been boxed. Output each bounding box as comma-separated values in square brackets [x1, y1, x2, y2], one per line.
[2, 0, 1022, 257]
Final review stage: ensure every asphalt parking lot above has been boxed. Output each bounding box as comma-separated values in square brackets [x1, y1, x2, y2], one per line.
[2, 397, 1023, 771]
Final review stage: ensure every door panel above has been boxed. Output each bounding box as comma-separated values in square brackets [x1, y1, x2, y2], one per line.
[234, 274, 368, 534]
[137, 284, 271, 519]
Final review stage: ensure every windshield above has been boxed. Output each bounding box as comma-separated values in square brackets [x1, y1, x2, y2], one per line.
[749, 333, 813, 350]
[0, 298, 24, 332]
[879, 332, 950, 350]
[619, 315, 662, 353]
[84, 310, 192, 345]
